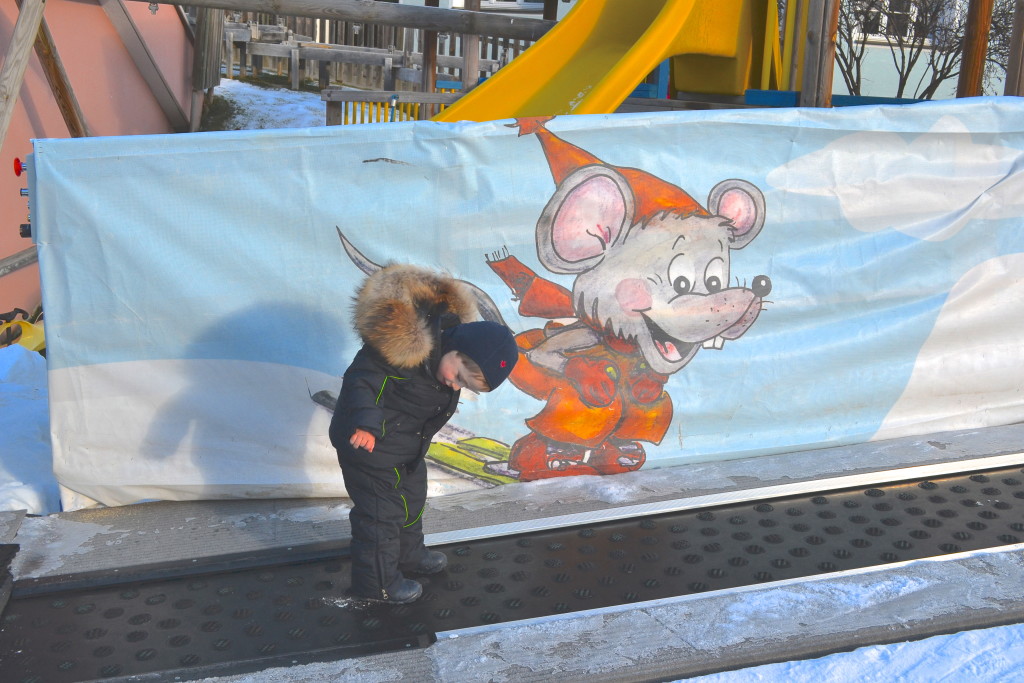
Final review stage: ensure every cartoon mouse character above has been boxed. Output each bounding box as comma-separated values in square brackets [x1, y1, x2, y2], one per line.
[488, 116, 772, 481]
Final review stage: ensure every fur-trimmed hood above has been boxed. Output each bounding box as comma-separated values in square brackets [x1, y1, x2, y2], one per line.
[352, 264, 478, 368]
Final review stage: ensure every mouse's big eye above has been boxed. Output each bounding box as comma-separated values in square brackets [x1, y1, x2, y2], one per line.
[668, 254, 695, 297]
[704, 257, 726, 294]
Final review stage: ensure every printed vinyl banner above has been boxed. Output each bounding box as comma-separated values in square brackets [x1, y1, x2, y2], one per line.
[31, 98, 1024, 509]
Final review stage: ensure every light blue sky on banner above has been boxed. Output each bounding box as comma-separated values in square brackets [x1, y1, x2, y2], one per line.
[32, 98, 1024, 461]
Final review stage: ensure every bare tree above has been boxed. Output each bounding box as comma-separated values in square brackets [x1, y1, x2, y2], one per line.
[832, 0, 1014, 99]
[984, 0, 1018, 91]
[913, 0, 966, 98]
[835, 0, 882, 94]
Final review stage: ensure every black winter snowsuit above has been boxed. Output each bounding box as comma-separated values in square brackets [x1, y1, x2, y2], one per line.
[331, 343, 459, 470]
[329, 264, 478, 599]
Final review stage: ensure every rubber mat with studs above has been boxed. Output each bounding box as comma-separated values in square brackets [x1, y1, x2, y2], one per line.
[3, 466, 1024, 682]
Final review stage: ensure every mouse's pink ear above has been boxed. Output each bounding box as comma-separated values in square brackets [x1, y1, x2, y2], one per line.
[536, 166, 635, 274]
[707, 180, 765, 250]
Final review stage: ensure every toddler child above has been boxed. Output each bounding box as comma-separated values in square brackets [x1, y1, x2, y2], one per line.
[329, 264, 518, 603]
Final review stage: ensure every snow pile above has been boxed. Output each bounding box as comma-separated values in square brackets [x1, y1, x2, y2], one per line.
[687, 622, 1024, 682]
[214, 79, 327, 130]
[0, 345, 59, 514]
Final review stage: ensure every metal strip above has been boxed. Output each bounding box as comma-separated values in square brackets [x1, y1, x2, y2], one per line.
[426, 451, 1024, 546]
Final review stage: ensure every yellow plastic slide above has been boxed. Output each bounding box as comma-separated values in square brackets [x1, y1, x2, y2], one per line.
[434, 0, 780, 123]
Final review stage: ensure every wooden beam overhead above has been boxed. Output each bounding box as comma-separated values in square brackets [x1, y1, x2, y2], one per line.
[0, 0, 48, 149]
[16, 0, 91, 138]
[129, 0, 555, 41]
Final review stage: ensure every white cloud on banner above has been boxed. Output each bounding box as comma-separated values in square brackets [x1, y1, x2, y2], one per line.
[873, 254, 1024, 441]
[766, 116, 1024, 241]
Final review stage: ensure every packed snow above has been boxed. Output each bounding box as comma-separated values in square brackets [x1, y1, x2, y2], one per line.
[0, 344, 59, 513]
[4, 81, 1024, 681]
[688, 625, 1024, 682]
[213, 78, 327, 129]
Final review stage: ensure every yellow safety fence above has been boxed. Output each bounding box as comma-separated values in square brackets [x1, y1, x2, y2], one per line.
[337, 89, 458, 125]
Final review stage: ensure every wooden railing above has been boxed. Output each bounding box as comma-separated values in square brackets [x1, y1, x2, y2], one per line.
[216, 5, 544, 91]
[224, 23, 504, 92]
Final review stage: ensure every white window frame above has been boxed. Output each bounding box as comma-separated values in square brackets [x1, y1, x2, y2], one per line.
[852, 0, 922, 42]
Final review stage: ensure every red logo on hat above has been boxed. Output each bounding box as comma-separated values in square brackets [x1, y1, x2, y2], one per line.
[500, 360, 507, 368]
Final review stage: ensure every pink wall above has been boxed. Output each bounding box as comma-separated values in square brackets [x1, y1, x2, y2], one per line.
[1, 0, 192, 317]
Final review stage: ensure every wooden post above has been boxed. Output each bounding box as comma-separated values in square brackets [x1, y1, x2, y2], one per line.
[290, 47, 301, 89]
[319, 59, 330, 89]
[785, 0, 809, 93]
[239, 40, 248, 78]
[421, 0, 439, 116]
[191, 7, 224, 131]
[421, 30, 438, 116]
[957, 0, 994, 97]
[15, 0, 90, 137]
[224, 35, 236, 79]
[543, 0, 558, 21]
[462, 0, 480, 91]
[798, 0, 839, 107]
[0, 0, 48, 150]
[1007, 0, 1024, 96]
[824, 0, 840, 104]
[326, 100, 342, 125]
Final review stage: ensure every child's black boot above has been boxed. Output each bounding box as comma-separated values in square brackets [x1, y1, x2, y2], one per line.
[351, 577, 423, 604]
[403, 549, 448, 575]
[381, 577, 423, 604]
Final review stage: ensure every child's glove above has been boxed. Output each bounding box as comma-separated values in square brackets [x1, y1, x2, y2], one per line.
[350, 428, 376, 452]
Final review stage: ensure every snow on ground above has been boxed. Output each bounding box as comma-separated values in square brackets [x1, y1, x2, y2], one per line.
[4, 82, 1024, 681]
[0, 345, 60, 514]
[214, 79, 327, 130]
[191, 620, 1024, 682]
[686, 622, 1024, 682]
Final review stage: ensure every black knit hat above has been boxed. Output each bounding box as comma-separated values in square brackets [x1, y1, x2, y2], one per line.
[443, 321, 519, 390]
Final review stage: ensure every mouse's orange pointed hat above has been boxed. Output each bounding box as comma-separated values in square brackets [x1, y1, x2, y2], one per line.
[514, 116, 709, 221]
